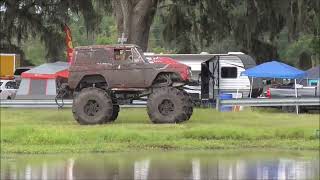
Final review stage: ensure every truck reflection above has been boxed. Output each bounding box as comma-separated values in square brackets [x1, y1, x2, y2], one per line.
[1, 155, 319, 180]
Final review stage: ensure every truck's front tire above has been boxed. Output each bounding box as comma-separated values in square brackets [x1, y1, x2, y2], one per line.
[147, 87, 193, 123]
[72, 87, 113, 125]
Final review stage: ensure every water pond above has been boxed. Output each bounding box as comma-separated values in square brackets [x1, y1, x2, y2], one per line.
[1, 150, 319, 180]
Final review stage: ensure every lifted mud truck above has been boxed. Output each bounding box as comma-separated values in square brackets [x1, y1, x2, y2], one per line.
[67, 44, 193, 125]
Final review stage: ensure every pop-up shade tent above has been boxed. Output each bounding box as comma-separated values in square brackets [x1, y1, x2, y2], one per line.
[241, 61, 305, 95]
[305, 66, 320, 80]
[299, 66, 319, 86]
[241, 60, 305, 114]
[16, 62, 69, 99]
[241, 61, 305, 79]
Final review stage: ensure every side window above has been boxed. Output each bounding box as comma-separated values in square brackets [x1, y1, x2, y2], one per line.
[75, 50, 90, 64]
[5, 81, 17, 89]
[221, 67, 237, 78]
[92, 49, 110, 63]
[114, 49, 133, 63]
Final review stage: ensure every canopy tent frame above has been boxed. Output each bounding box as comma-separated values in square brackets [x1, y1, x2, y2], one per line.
[241, 61, 305, 114]
[16, 62, 69, 100]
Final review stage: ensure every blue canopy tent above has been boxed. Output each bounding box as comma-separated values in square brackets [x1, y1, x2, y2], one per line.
[298, 66, 319, 86]
[241, 60, 305, 114]
[305, 66, 320, 80]
[241, 61, 305, 79]
[305, 66, 320, 86]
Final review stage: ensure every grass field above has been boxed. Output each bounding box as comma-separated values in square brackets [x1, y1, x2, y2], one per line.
[1, 108, 319, 154]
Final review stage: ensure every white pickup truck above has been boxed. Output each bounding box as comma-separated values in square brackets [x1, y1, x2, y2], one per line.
[0, 79, 18, 99]
[267, 83, 319, 113]
[268, 83, 319, 98]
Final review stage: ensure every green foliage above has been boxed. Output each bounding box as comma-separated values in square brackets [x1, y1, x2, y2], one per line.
[95, 36, 114, 45]
[0, 0, 101, 62]
[69, 15, 95, 46]
[1, 108, 319, 153]
[281, 34, 315, 66]
[149, 47, 176, 54]
[156, 0, 319, 65]
[2, 0, 319, 67]
[310, 37, 320, 65]
[201, 37, 241, 54]
[69, 15, 118, 46]
[21, 38, 46, 65]
[19, 14, 118, 64]
[95, 16, 118, 45]
[310, 37, 320, 55]
[148, 14, 175, 53]
[285, 35, 313, 57]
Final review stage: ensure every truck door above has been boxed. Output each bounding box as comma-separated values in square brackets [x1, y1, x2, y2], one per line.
[112, 48, 145, 88]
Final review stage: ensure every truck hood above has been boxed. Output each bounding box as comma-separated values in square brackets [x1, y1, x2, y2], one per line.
[149, 57, 191, 81]
[150, 57, 188, 68]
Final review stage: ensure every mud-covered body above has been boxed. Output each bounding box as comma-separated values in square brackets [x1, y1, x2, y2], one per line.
[68, 44, 190, 91]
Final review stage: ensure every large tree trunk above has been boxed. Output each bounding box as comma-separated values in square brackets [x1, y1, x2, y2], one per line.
[299, 51, 312, 70]
[112, 0, 158, 51]
[249, 38, 279, 65]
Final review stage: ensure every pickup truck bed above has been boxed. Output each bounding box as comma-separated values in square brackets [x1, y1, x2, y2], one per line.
[268, 84, 319, 113]
[269, 86, 319, 97]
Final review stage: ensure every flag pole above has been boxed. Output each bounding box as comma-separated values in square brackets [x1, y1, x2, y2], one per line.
[295, 79, 299, 114]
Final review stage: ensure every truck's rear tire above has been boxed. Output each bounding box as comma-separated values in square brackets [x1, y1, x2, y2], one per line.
[109, 105, 120, 121]
[147, 87, 193, 123]
[181, 90, 193, 120]
[72, 87, 113, 125]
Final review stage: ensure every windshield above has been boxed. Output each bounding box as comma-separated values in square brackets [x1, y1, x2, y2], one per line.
[136, 47, 149, 63]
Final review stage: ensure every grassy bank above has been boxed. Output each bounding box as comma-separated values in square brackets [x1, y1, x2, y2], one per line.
[1, 108, 319, 153]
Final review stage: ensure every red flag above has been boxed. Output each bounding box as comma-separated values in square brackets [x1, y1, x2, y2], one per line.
[64, 24, 74, 63]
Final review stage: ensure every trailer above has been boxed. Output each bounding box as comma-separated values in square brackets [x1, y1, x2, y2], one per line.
[145, 53, 263, 103]
[200, 54, 263, 102]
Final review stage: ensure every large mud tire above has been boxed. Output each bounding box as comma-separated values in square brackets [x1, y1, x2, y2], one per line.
[72, 87, 113, 125]
[147, 87, 193, 123]
[181, 90, 194, 120]
[110, 105, 120, 121]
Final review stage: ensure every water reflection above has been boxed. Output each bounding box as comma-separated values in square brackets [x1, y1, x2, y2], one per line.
[1, 151, 319, 180]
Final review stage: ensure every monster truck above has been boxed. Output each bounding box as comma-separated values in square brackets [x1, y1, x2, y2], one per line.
[67, 44, 193, 125]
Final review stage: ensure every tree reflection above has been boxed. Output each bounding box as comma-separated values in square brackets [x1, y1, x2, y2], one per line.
[1, 153, 319, 180]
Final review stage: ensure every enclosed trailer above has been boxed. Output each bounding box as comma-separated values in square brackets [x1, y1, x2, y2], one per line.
[200, 54, 262, 101]
[0, 53, 20, 79]
[145, 53, 263, 102]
